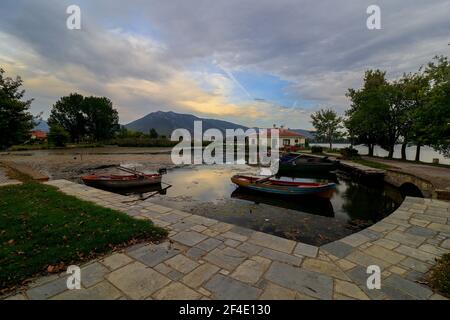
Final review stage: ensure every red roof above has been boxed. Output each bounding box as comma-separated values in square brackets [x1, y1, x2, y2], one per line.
[31, 130, 47, 139]
[248, 128, 305, 138]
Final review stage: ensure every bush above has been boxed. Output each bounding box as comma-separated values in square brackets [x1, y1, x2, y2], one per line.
[48, 124, 70, 147]
[311, 146, 324, 154]
[110, 137, 178, 148]
[428, 253, 450, 298]
[340, 147, 359, 159]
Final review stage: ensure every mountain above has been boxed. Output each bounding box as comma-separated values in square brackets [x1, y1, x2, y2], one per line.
[33, 119, 49, 132]
[125, 111, 248, 136]
[289, 128, 316, 140]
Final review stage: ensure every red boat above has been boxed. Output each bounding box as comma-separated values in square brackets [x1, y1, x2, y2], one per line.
[82, 166, 163, 190]
[82, 173, 162, 189]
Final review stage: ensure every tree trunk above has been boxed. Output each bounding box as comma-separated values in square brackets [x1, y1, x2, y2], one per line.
[329, 140, 332, 151]
[415, 144, 421, 162]
[401, 143, 407, 161]
[388, 145, 394, 159]
[368, 144, 374, 157]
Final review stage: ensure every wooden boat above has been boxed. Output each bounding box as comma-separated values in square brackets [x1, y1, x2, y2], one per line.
[82, 173, 162, 189]
[279, 153, 339, 173]
[231, 175, 336, 199]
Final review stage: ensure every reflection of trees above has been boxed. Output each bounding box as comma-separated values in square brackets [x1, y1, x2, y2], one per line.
[341, 180, 400, 221]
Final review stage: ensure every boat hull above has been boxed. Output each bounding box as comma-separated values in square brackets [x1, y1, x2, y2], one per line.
[82, 174, 162, 190]
[231, 175, 336, 199]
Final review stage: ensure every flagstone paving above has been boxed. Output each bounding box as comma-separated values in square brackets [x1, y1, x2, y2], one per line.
[2, 179, 449, 300]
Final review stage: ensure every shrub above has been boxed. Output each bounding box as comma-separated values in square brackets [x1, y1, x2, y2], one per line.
[48, 124, 70, 147]
[311, 146, 324, 154]
[340, 147, 359, 159]
[428, 253, 450, 298]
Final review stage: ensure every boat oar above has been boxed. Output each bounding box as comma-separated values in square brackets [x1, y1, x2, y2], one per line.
[117, 166, 147, 178]
[255, 174, 276, 184]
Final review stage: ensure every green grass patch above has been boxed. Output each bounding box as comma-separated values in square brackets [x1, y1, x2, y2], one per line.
[0, 182, 167, 291]
[350, 158, 391, 170]
[428, 253, 450, 298]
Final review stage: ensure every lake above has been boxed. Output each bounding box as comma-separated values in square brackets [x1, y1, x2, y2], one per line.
[311, 143, 450, 165]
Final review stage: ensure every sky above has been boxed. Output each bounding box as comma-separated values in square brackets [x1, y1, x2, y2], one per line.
[0, 0, 449, 129]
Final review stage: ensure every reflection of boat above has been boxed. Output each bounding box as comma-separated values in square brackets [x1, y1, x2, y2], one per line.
[280, 153, 339, 173]
[82, 174, 162, 189]
[231, 188, 335, 217]
[231, 175, 336, 199]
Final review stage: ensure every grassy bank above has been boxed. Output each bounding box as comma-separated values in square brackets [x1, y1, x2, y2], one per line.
[0, 182, 167, 291]
[350, 158, 391, 170]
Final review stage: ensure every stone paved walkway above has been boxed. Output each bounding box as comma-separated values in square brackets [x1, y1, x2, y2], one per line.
[0, 165, 22, 187]
[4, 180, 450, 300]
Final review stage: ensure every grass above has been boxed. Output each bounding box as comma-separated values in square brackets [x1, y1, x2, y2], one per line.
[8, 143, 104, 151]
[0, 182, 167, 291]
[350, 158, 392, 170]
[428, 253, 450, 298]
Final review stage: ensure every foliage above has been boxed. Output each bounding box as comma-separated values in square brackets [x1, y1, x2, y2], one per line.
[48, 124, 70, 147]
[311, 108, 343, 150]
[0, 68, 34, 150]
[48, 93, 119, 142]
[311, 146, 324, 154]
[340, 147, 359, 159]
[428, 253, 450, 298]
[110, 137, 179, 148]
[149, 128, 159, 139]
[0, 182, 167, 290]
[346, 56, 450, 159]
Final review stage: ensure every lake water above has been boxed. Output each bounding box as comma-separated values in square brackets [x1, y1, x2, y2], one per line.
[119, 164, 402, 246]
[312, 143, 450, 165]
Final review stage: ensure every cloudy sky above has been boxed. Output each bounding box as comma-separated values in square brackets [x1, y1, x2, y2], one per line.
[0, 0, 449, 129]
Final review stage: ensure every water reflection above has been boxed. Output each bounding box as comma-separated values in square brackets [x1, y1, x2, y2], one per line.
[231, 188, 335, 217]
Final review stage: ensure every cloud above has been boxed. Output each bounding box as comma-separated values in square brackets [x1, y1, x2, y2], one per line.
[0, 0, 449, 128]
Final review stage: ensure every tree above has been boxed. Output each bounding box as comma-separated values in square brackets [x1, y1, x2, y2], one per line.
[48, 124, 70, 147]
[311, 108, 343, 150]
[396, 72, 429, 160]
[0, 68, 34, 150]
[48, 93, 119, 142]
[48, 93, 86, 142]
[346, 70, 393, 157]
[83, 96, 119, 141]
[420, 56, 450, 157]
[149, 128, 158, 139]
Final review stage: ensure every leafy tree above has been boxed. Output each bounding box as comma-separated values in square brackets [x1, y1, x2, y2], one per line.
[149, 128, 158, 139]
[346, 70, 388, 156]
[0, 68, 34, 150]
[83, 96, 119, 141]
[311, 108, 343, 150]
[396, 72, 429, 160]
[48, 93, 86, 142]
[48, 124, 70, 147]
[420, 56, 450, 157]
[48, 93, 119, 142]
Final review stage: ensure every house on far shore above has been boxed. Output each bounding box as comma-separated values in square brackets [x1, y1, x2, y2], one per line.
[30, 130, 48, 142]
[248, 126, 306, 150]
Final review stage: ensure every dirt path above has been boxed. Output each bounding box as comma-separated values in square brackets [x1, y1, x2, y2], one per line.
[363, 156, 450, 190]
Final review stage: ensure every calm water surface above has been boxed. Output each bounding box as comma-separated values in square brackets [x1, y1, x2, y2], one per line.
[122, 164, 402, 246]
